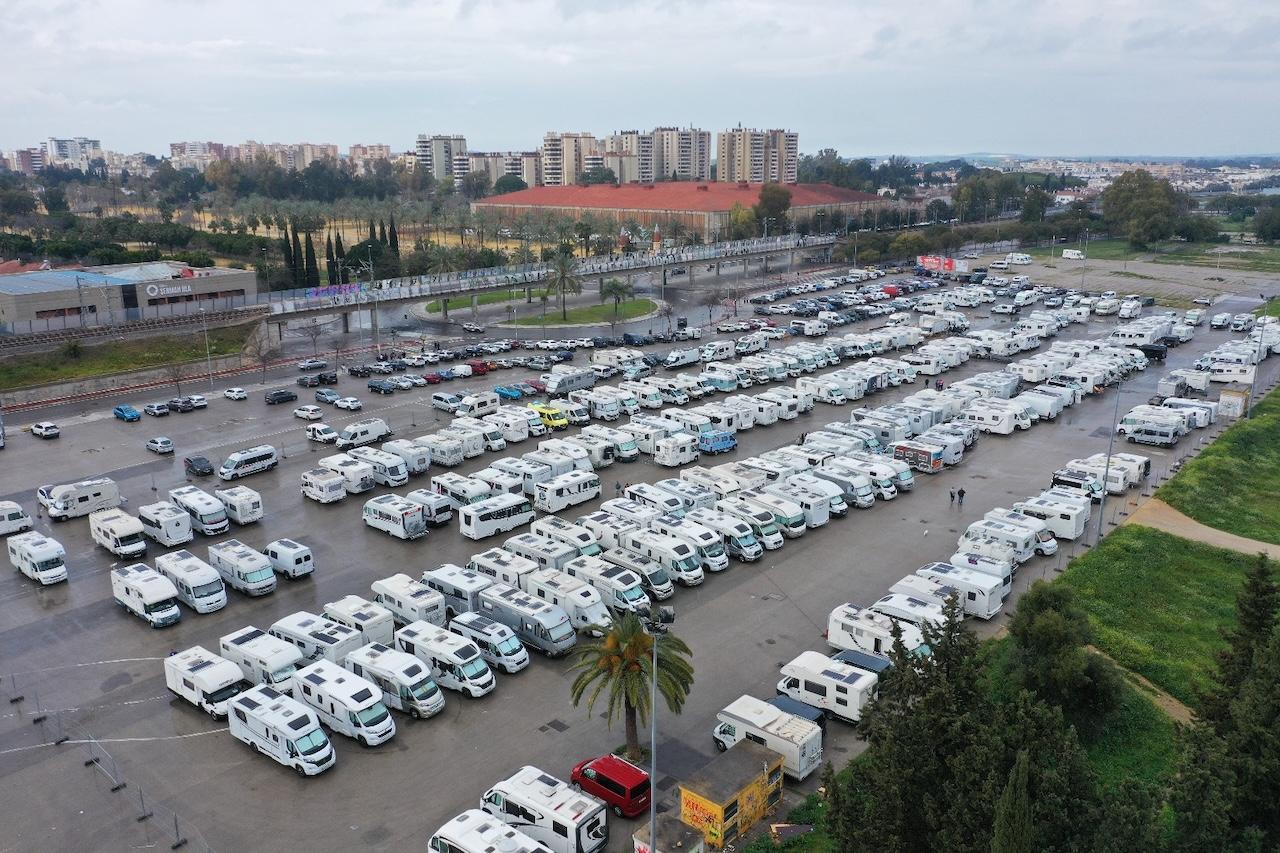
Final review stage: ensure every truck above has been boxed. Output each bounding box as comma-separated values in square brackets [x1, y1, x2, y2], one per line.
[712, 694, 823, 780]
[165, 646, 250, 718]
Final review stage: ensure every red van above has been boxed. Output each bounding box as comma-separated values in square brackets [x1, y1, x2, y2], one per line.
[466, 360, 490, 376]
[570, 754, 651, 818]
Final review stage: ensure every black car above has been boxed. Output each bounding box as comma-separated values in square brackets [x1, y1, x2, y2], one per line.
[641, 354, 662, 368]
[317, 371, 339, 385]
[297, 374, 321, 388]
[347, 364, 373, 378]
[368, 379, 396, 395]
[388, 359, 409, 372]
[265, 389, 298, 404]
[1156, 335, 1182, 348]
[167, 396, 195, 413]
[183, 455, 214, 476]
[1137, 343, 1168, 361]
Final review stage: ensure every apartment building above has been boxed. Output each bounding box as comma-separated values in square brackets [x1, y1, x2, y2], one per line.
[652, 127, 712, 182]
[415, 134, 468, 181]
[452, 152, 541, 188]
[603, 130, 655, 183]
[716, 127, 799, 184]
[539, 132, 598, 186]
[45, 137, 102, 166]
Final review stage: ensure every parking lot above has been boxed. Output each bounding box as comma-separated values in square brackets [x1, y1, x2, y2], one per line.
[0, 262, 1272, 852]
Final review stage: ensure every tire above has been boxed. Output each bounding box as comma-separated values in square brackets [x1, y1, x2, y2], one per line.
[294, 764, 307, 777]
[358, 735, 368, 747]
[612, 805, 624, 818]
[714, 739, 727, 753]
[410, 708, 422, 720]
[250, 741, 259, 753]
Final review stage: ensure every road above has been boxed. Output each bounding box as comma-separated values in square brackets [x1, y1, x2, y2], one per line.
[0, 273, 1269, 852]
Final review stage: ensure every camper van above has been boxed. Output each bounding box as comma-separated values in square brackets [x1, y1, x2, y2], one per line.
[437, 425, 489, 458]
[429, 811, 550, 853]
[343, 642, 445, 719]
[382, 439, 432, 475]
[577, 511, 640, 552]
[599, 547, 674, 602]
[395, 620, 496, 697]
[423, 563, 494, 619]
[524, 568, 615, 635]
[534, 471, 602, 513]
[1010, 498, 1089, 540]
[89, 508, 147, 558]
[481, 766, 608, 853]
[301, 468, 347, 504]
[155, 549, 227, 613]
[870, 592, 946, 629]
[165, 646, 249, 718]
[456, 391, 500, 418]
[416, 434, 466, 467]
[324, 594, 396, 646]
[335, 417, 393, 450]
[483, 412, 531, 445]
[600, 497, 662, 529]
[137, 501, 194, 547]
[262, 538, 315, 579]
[529, 516, 603, 557]
[111, 563, 181, 627]
[739, 490, 807, 538]
[624, 523, 714, 580]
[982, 509, 1059, 556]
[290, 659, 396, 746]
[215, 486, 264, 525]
[959, 519, 1038, 563]
[470, 547, 540, 590]
[405, 489, 457, 527]
[371, 573, 447, 626]
[220, 626, 305, 693]
[217, 445, 279, 480]
[7, 531, 68, 585]
[270, 611, 364, 664]
[561, 554, 653, 612]
[561, 434, 615, 469]
[915, 562, 1003, 619]
[433, 472, 494, 510]
[685, 508, 764, 562]
[318, 453, 376, 493]
[0, 501, 32, 537]
[717, 495, 786, 550]
[348, 447, 411, 487]
[713, 695, 824, 781]
[475, 582, 577, 657]
[776, 650, 878, 724]
[228, 684, 335, 775]
[581, 426, 640, 462]
[472, 467, 524, 496]
[449, 611, 531, 673]
[362, 494, 429, 539]
[208, 539, 277, 596]
[459, 494, 536, 540]
[42, 477, 121, 521]
[825, 601, 927, 657]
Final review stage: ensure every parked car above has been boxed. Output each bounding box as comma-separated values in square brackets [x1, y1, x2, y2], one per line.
[184, 455, 214, 476]
[462, 322, 485, 333]
[187, 395, 208, 409]
[293, 405, 324, 420]
[297, 374, 321, 388]
[31, 421, 60, 439]
[421, 373, 442, 385]
[334, 397, 363, 411]
[494, 385, 522, 400]
[316, 371, 339, 385]
[368, 379, 396, 395]
[570, 754, 650, 818]
[264, 389, 298, 405]
[347, 364, 373, 378]
[526, 379, 546, 394]
[168, 397, 196, 413]
[404, 374, 428, 387]
[223, 387, 247, 401]
[297, 358, 328, 371]
[146, 436, 175, 454]
[144, 402, 170, 417]
[315, 389, 340, 404]
[113, 405, 141, 422]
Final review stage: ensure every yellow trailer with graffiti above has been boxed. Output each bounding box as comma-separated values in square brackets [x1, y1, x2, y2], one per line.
[678, 740, 784, 848]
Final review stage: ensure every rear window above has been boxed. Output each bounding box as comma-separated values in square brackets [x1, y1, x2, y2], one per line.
[629, 778, 651, 799]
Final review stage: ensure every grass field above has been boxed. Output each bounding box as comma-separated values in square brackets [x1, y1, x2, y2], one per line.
[1150, 242, 1280, 273]
[512, 299, 656, 327]
[1159, 388, 1280, 543]
[1060, 524, 1250, 707]
[1026, 239, 1146, 261]
[423, 289, 529, 314]
[1084, 680, 1178, 787]
[0, 323, 256, 391]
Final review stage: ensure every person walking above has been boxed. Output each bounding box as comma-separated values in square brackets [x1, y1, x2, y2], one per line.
[957, 487, 966, 507]
[949, 488, 956, 506]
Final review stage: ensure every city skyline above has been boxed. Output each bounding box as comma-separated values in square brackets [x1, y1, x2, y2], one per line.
[4, 0, 1279, 157]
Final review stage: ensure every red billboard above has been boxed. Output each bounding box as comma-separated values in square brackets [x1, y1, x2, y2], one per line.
[916, 256, 968, 273]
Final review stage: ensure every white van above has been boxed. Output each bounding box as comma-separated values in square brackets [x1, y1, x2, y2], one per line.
[137, 501, 193, 546]
[371, 573, 447, 627]
[301, 468, 347, 504]
[43, 477, 120, 521]
[261, 538, 314, 579]
[155, 549, 227, 613]
[713, 695, 824, 781]
[363, 494, 429, 540]
[165, 646, 250, 718]
[228, 684, 335, 776]
[0, 501, 33, 537]
[290, 659, 396, 746]
[324, 594, 396, 646]
[89, 508, 148, 558]
[336, 417, 393, 450]
[7, 531, 68, 585]
[111, 563, 181, 628]
[218, 444, 279, 480]
[208, 539, 278, 596]
[348, 447, 410, 487]
[776, 650, 877, 724]
[459, 493, 536, 540]
[215, 486, 264, 525]
[395, 620, 496, 697]
[344, 642, 445, 719]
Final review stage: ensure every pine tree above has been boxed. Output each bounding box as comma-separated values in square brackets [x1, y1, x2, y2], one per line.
[1223, 627, 1280, 844]
[388, 214, 400, 257]
[368, 218, 376, 243]
[379, 219, 388, 246]
[991, 751, 1032, 853]
[324, 235, 336, 285]
[1091, 780, 1162, 852]
[303, 233, 320, 288]
[291, 227, 304, 288]
[335, 233, 348, 284]
[1168, 725, 1241, 853]
[1202, 555, 1279, 729]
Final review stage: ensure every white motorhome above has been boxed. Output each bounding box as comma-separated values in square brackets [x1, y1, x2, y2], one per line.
[423, 563, 495, 618]
[472, 466, 524, 496]
[475, 582, 577, 657]
[653, 433, 700, 467]
[915, 562, 1003, 619]
[983, 508, 1060, 556]
[534, 471, 602, 513]
[437, 425, 489, 458]
[165, 645, 250, 718]
[599, 546, 675, 602]
[626, 521, 715, 580]
[215, 485, 264, 525]
[459, 494, 536, 540]
[562, 434, 615, 469]
[269, 611, 365, 664]
[228, 684, 335, 775]
[405, 489, 457, 527]
[825, 601, 926, 657]
[456, 391, 500, 418]
[324, 594, 396, 646]
[208, 539, 277, 596]
[685, 507, 764, 562]
[582, 425, 640, 462]
[416, 434, 466, 467]
[290, 659, 396, 746]
[523, 568, 615, 635]
[776, 650, 878, 724]
[137, 501, 194, 546]
[155, 549, 227, 613]
[761, 482, 830, 528]
[433, 472, 495, 510]
[481, 766, 609, 853]
[713, 695, 824, 781]
[600, 497, 662, 529]
[348, 447, 411, 487]
[449, 611, 530, 673]
[483, 411, 532, 445]
[0, 501, 32, 537]
[395, 620, 496, 697]
[220, 626, 305, 692]
[7, 531, 68, 585]
[716, 495, 786, 550]
[529, 516, 603, 557]
[371, 573, 447, 626]
[168, 485, 230, 535]
[490, 457, 555, 496]
[959, 519, 1038, 563]
[1010, 498, 1089, 540]
[740, 490, 808, 538]
[429, 810, 550, 853]
[382, 438, 432, 475]
[111, 563, 181, 627]
[89, 508, 147, 558]
[344, 642, 445, 719]
[301, 468, 347, 504]
[363, 494, 429, 539]
[319, 453, 376, 493]
[577, 510, 640, 552]
[562, 553, 653, 612]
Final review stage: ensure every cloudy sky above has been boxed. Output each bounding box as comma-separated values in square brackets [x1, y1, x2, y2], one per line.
[5, 0, 1278, 158]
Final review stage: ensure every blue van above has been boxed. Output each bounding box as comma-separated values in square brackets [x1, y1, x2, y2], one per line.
[697, 430, 737, 455]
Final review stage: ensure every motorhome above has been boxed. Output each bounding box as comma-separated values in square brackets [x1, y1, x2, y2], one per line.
[382, 439, 433, 475]
[489, 457, 553, 496]
[1162, 397, 1217, 426]
[469, 547, 540, 591]
[776, 650, 878, 724]
[822, 458, 898, 501]
[404, 489, 456, 526]
[437, 425, 489, 458]
[228, 684, 335, 776]
[422, 563, 493, 619]
[208, 539, 277, 596]
[915, 562, 1003, 619]
[395, 620, 496, 697]
[529, 516, 602, 557]
[1051, 467, 1106, 500]
[713, 695, 824, 781]
[959, 519, 1039, 563]
[499, 404, 549, 438]
[0, 501, 31, 537]
[600, 497, 662, 529]
[504, 533, 579, 573]
[594, 387, 639, 416]
[348, 447, 411, 487]
[428, 810, 550, 853]
[415, 434, 466, 468]
[89, 508, 147, 558]
[301, 468, 347, 504]
[685, 507, 764, 561]
[912, 431, 965, 467]
[476, 582, 577, 657]
[324, 594, 396, 645]
[650, 515, 728, 573]
[958, 403, 1027, 435]
[891, 440, 945, 474]
[599, 547, 675, 602]
[1011, 498, 1089, 540]
[544, 367, 596, 397]
[795, 377, 847, 405]
[826, 601, 927, 656]
[1084, 452, 1151, 488]
[165, 646, 250, 718]
[433, 472, 494, 511]
[562, 553, 653, 612]
[459, 493, 536, 540]
[362, 494, 429, 539]
[7, 531, 68, 585]
[155, 549, 227, 613]
[536, 438, 593, 472]
[576, 510, 640, 552]
[581, 426, 640, 462]
[111, 563, 181, 627]
[262, 538, 314, 579]
[481, 767, 608, 853]
[218, 445, 280, 480]
[270, 611, 365, 664]
[456, 390, 500, 418]
[318, 453, 376, 493]
[523, 449, 576, 478]
[569, 390, 622, 421]
[523, 569, 615, 635]
[561, 434, 615, 469]
[804, 467, 874, 510]
[372, 573, 447, 626]
[449, 611, 531, 673]
[870, 592, 947, 628]
[622, 482, 686, 518]
[290, 659, 396, 745]
[335, 418, 393, 450]
[220, 626, 305, 693]
[344, 641, 445, 719]
[168, 485, 230, 535]
[137, 501, 194, 546]
[212, 485, 263, 526]
[1061, 459, 1128, 495]
[678, 465, 744, 499]
[534, 471, 602, 513]
[472, 467, 524, 496]
[716, 495, 786, 550]
[653, 433, 699, 467]
[483, 412, 531, 445]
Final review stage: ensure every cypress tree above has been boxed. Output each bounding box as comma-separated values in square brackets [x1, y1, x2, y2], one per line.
[280, 232, 294, 278]
[991, 751, 1032, 853]
[1223, 627, 1280, 843]
[324, 234, 336, 285]
[335, 233, 348, 284]
[291, 227, 304, 288]
[368, 218, 376, 243]
[388, 214, 400, 257]
[1202, 555, 1278, 730]
[303, 233, 320, 288]
[379, 219, 388, 246]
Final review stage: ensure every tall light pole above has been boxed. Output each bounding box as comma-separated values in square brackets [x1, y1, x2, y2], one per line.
[645, 606, 674, 853]
[200, 308, 214, 390]
[1095, 378, 1124, 545]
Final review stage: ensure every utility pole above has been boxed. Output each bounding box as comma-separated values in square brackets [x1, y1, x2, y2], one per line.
[1095, 379, 1123, 545]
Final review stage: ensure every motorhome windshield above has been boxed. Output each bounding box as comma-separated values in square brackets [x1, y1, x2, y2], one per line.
[760, 521, 781, 536]
[243, 567, 274, 584]
[118, 532, 145, 546]
[547, 621, 576, 643]
[673, 555, 700, 572]
[734, 533, 758, 548]
[271, 664, 298, 683]
[618, 439, 638, 452]
[579, 542, 603, 557]
[207, 681, 248, 704]
[621, 585, 648, 604]
[410, 679, 440, 701]
[875, 477, 894, 490]
[354, 702, 390, 727]
[294, 729, 329, 755]
[704, 541, 726, 557]
[496, 635, 524, 656]
[193, 580, 223, 598]
[34, 557, 65, 572]
[782, 512, 804, 527]
[461, 659, 489, 680]
[144, 598, 176, 614]
[645, 566, 671, 585]
[201, 508, 228, 524]
[895, 472, 912, 485]
[1035, 530, 1054, 543]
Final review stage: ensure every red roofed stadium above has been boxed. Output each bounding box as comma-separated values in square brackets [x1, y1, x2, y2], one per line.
[471, 181, 913, 242]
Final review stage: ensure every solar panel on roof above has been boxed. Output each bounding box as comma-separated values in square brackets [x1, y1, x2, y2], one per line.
[458, 646, 477, 661]
[304, 672, 325, 685]
[470, 615, 496, 629]
[238, 696, 260, 710]
[351, 688, 373, 703]
[287, 715, 310, 730]
[189, 659, 214, 673]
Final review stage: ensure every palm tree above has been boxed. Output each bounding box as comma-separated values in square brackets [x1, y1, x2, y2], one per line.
[569, 613, 694, 761]
[599, 278, 634, 337]
[545, 252, 582, 321]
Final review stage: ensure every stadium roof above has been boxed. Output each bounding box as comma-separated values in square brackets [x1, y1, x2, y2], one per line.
[0, 270, 130, 296]
[473, 182, 880, 213]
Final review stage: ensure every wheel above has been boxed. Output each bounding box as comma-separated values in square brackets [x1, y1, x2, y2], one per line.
[294, 764, 307, 777]
[358, 735, 368, 747]
[714, 739, 727, 753]
[250, 741, 259, 753]
[410, 708, 422, 720]
[823, 708, 834, 720]
[612, 805, 624, 818]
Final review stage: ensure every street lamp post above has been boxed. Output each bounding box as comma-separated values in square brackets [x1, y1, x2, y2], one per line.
[644, 606, 675, 852]
[200, 308, 214, 390]
[1095, 378, 1124, 545]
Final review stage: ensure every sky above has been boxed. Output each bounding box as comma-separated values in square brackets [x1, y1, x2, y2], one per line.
[4, 0, 1279, 159]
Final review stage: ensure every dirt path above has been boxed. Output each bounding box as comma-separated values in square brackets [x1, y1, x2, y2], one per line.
[1125, 498, 1280, 560]
[1088, 645, 1194, 725]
